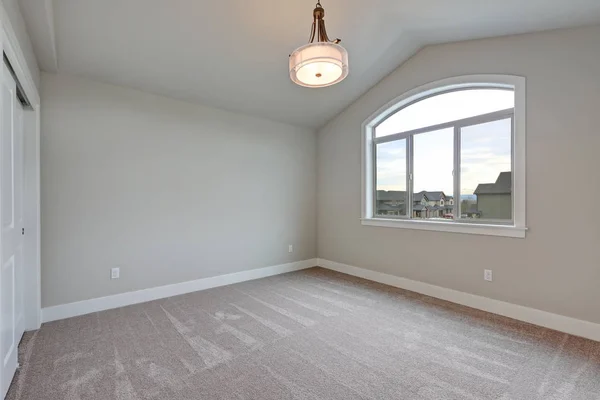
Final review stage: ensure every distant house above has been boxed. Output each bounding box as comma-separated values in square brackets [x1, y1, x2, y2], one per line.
[412, 191, 429, 218]
[461, 205, 481, 219]
[376, 190, 453, 218]
[420, 191, 445, 207]
[375, 175, 512, 220]
[376, 190, 406, 216]
[474, 172, 512, 219]
[414, 191, 454, 218]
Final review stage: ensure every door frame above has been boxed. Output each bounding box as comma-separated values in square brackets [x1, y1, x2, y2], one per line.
[0, 4, 42, 331]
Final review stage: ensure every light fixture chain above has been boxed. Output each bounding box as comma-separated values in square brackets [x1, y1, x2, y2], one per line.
[308, 20, 316, 42]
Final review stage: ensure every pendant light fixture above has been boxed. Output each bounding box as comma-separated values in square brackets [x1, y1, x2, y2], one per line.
[289, 2, 348, 88]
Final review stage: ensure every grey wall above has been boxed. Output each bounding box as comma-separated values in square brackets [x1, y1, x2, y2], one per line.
[317, 25, 600, 324]
[41, 72, 317, 307]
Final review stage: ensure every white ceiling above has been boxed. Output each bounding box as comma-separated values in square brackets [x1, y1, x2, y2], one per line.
[18, 0, 600, 129]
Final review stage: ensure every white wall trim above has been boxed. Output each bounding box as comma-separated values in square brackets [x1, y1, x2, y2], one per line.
[317, 258, 600, 342]
[0, 4, 40, 105]
[41, 259, 318, 323]
[361, 218, 527, 238]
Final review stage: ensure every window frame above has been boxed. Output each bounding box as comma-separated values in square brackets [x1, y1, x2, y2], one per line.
[362, 75, 527, 238]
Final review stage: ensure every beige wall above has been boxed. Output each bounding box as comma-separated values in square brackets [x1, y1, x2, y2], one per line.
[41, 73, 317, 307]
[317, 25, 600, 324]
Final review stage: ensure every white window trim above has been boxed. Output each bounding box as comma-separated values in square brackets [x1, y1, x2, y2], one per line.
[361, 75, 527, 238]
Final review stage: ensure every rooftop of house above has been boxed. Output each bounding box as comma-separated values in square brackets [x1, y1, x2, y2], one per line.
[417, 191, 446, 201]
[376, 191, 407, 201]
[413, 192, 426, 202]
[474, 172, 512, 195]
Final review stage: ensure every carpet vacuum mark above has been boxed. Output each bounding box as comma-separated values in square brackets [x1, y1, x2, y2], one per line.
[6, 267, 600, 399]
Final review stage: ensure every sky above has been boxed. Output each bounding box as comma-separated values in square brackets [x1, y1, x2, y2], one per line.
[376, 89, 513, 196]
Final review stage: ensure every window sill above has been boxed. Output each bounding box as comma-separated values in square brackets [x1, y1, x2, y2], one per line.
[361, 218, 527, 238]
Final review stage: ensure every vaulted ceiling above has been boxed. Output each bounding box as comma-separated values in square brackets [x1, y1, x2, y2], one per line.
[19, 0, 600, 128]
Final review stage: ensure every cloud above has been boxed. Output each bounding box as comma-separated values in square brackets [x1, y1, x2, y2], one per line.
[375, 105, 512, 194]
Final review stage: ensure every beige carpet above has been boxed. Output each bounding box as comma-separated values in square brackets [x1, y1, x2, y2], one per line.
[7, 267, 600, 399]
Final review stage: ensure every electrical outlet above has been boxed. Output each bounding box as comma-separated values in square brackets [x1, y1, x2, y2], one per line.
[111, 267, 120, 280]
[484, 269, 493, 282]
[288, 245, 293, 253]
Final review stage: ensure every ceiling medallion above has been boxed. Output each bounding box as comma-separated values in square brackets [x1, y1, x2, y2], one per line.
[289, 2, 349, 88]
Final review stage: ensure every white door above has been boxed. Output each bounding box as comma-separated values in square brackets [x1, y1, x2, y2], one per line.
[0, 61, 25, 398]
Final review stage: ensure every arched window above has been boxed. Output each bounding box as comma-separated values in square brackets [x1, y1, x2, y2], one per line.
[362, 76, 526, 238]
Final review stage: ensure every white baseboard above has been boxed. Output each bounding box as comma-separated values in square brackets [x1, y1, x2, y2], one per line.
[317, 258, 600, 342]
[42, 258, 318, 323]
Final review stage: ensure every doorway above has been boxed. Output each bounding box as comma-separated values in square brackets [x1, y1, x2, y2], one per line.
[0, 55, 32, 399]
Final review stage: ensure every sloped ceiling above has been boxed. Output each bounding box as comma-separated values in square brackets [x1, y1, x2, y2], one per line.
[19, 0, 600, 128]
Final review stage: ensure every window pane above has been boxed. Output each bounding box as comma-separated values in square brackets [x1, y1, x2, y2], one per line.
[375, 140, 406, 217]
[376, 89, 514, 138]
[412, 128, 454, 220]
[460, 118, 512, 220]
